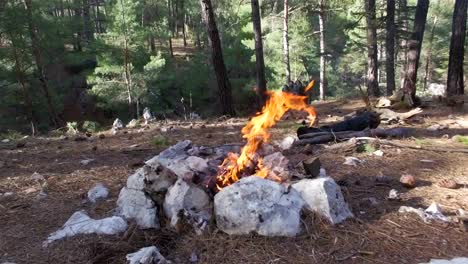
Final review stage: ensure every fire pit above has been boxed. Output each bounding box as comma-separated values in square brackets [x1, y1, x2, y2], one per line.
[116, 85, 353, 236]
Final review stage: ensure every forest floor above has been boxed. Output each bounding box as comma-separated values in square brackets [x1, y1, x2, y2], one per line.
[1, 99, 468, 264]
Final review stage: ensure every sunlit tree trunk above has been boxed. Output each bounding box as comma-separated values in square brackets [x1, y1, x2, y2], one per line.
[423, 16, 437, 90]
[119, 0, 134, 117]
[365, 0, 380, 97]
[447, 0, 467, 96]
[402, 0, 429, 104]
[283, 0, 291, 83]
[251, 0, 267, 107]
[318, 0, 326, 100]
[386, 0, 396, 96]
[199, 0, 235, 116]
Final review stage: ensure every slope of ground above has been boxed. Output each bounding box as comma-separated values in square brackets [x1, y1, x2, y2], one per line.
[0, 99, 467, 264]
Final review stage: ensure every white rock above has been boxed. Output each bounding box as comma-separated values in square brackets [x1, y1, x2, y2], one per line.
[126, 246, 171, 264]
[164, 179, 211, 233]
[388, 189, 400, 200]
[424, 202, 451, 222]
[214, 176, 304, 237]
[113, 118, 124, 130]
[262, 152, 290, 181]
[31, 172, 45, 182]
[1, 139, 10, 143]
[343, 157, 361, 166]
[45, 211, 127, 246]
[116, 187, 159, 229]
[127, 167, 150, 190]
[80, 159, 95, 166]
[143, 107, 153, 125]
[372, 150, 384, 157]
[420, 257, 468, 264]
[292, 177, 353, 224]
[278, 136, 296, 150]
[88, 183, 109, 203]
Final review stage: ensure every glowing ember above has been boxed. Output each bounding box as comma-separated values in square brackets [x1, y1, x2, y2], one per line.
[216, 81, 317, 190]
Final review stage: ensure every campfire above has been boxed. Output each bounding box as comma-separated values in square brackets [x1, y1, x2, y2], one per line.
[216, 81, 317, 190]
[110, 80, 352, 238]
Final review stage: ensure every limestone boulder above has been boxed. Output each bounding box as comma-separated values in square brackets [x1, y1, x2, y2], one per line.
[214, 176, 304, 237]
[292, 177, 353, 224]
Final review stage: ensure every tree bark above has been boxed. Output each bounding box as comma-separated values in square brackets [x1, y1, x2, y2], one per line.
[82, 0, 94, 41]
[167, 0, 174, 57]
[423, 16, 437, 90]
[402, 0, 429, 103]
[24, 0, 60, 127]
[119, 0, 134, 117]
[365, 0, 380, 97]
[386, 0, 396, 96]
[251, 0, 267, 107]
[283, 0, 291, 84]
[447, 0, 467, 96]
[199, 0, 235, 116]
[13, 45, 38, 135]
[397, 0, 408, 91]
[318, 0, 326, 101]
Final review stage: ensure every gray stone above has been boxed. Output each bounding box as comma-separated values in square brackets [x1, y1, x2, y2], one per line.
[88, 183, 109, 203]
[143, 107, 153, 125]
[261, 152, 290, 181]
[185, 156, 208, 172]
[113, 118, 124, 130]
[292, 177, 353, 224]
[214, 176, 304, 237]
[44, 211, 127, 246]
[164, 179, 212, 233]
[126, 246, 171, 264]
[116, 187, 159, 229]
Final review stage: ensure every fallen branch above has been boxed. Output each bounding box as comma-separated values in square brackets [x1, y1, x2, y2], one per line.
[295, 128, 413, 145]
[355, 137, 468, 154]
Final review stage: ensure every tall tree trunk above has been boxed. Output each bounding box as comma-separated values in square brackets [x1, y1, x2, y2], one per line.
[365, 0, 380, 97]
[386, 0, 396, 96]
[251, 0, 267, 107]
[447, 0, 467, 96]
[318, 0, 326, 101]
[82, 0, 93, 41]
[181, 0, 187, 46]
[167, 0, 174, 57]
[199, 0, 235, 116]
[24, 0, 60, 127]
[402, 0, 429, 103]
[398, 0, 409, 91]
[283, 0, 291, 84]
[423, 16, 437, 90]
[13, 45, 38, 135]
[119, 0, 134, 117]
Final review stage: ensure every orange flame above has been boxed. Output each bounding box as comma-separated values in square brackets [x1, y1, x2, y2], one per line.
[216, 81, 316, 190]
[304, 80, 315, 92]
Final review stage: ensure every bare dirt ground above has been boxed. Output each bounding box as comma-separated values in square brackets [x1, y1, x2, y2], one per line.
[1, 99, 467, 264]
